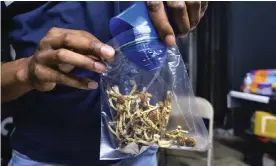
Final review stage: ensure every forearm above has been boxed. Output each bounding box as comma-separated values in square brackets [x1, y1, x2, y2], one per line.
[1, 57, 34, 103]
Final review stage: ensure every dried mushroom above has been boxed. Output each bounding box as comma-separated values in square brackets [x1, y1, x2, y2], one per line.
[107, 80, 197, 148]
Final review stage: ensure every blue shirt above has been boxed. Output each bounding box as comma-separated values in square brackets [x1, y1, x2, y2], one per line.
[5, 1, 135, 165]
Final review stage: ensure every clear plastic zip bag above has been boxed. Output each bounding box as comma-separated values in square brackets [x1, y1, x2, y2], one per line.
[100, 27, 210, 160]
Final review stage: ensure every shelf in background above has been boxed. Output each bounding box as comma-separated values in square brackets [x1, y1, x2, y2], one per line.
[227, 91, 276, 109]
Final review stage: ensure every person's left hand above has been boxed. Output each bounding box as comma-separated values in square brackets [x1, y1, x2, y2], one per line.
[146, 1, 208, 46]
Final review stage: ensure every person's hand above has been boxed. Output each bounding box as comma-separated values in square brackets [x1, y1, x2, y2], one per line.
[146, 1, 208, 46]
[16, 27, 115, 92]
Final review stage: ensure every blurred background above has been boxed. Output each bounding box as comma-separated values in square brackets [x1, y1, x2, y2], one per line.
[1, 1, 276, 166]
[159, 1, 276, 166]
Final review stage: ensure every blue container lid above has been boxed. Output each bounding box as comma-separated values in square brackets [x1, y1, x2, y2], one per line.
[109, 2, 158, 38]
[109, 2, 167, 71]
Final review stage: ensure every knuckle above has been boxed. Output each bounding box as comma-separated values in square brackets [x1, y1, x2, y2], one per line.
[35, 83, 48, 91]
[167, 2, 185, 10]
[187, 1, 201, 9]
[33, 52, 42, 63]
[81, 30, 91, 37]
[32, 64, 42, 79]
[38, 38, 46, 47]
[55, 73, 65, 82]
[63, 33, 71, 46]
[201, 2, 208, 12]
[38, 86, 50, 91]
[36, 83, 56, 92]
[55, 49, 67, 61]
[146, 1, 162, 12]
[38, 38, 50, 51]
[90, 40, 101, 54]
[47, 27, 58, 35]
[201, 1, 208, 7]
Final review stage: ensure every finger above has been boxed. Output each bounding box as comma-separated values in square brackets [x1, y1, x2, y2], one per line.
[46, 27, 92, 39]
[32, 63, 98, 90]
[33, 81, 56, 92]
[39, 27, 78, 50]
[37, 48, 106, 73]
[200, 1, 208, 18]
[185, 1, 201, 30]
[88, 55, 100, 61]
[58, 63, 75, 73]
[40, 29, 115, 60]
[146, 1, 176, 46]
[167, 1, 190, 38]
[55, 56, 99, 73]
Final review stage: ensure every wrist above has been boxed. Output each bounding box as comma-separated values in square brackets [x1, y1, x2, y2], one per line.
[15, 57, 34, 91]
[1, 56, 34, 103]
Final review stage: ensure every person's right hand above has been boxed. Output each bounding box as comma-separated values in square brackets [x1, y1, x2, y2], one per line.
[16, 27, 115, 92]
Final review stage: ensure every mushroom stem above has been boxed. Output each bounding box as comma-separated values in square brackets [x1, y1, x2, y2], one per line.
[106, 81, 196, 148]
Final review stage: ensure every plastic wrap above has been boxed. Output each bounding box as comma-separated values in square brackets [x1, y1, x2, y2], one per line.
[100, 27, 210, 160]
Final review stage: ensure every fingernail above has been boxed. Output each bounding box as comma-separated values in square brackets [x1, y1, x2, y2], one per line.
[165, 35, 176, 46]
[94, 62, 106, 72]
[100, 45, 115, 58]
[106, 57, 114, 63]
[190, 27, 196, 31]
[88, 82, 98, 89]
[179, 34, 188, 39]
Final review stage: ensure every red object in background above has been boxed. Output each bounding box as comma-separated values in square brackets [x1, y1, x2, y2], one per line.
[256, 136, 270, 143]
